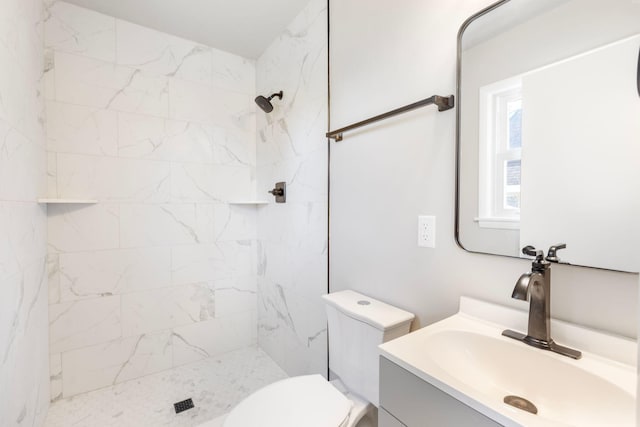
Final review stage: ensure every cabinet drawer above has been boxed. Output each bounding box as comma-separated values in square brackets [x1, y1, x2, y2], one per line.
[379, 356, 502, 427]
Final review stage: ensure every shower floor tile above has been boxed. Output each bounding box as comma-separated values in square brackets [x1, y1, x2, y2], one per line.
[44, 346, 287, 427]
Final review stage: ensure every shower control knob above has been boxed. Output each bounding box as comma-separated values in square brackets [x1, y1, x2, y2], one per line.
[268, 182, 286, 203]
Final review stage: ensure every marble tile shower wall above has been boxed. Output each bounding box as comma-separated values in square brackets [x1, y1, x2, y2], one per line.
[0, 0, 49, 426]
[44, 2, 259, 400]
[255, 0, 329, 377]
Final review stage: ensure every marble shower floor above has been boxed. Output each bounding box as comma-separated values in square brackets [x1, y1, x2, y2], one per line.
[44, 346, 288, 427]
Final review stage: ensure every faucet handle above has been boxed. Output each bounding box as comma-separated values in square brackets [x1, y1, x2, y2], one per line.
[546, 243, 567, 263]
[522, 245, 544, 262]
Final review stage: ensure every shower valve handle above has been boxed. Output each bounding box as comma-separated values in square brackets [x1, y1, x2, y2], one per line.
[267, 182, 286, 203]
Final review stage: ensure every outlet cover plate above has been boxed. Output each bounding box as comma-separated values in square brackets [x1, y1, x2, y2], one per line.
[418, 215, 436, 248]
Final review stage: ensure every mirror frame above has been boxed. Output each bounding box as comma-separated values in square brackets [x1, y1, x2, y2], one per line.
[455, 0, 512, 257]
[453, 0, 635, 273]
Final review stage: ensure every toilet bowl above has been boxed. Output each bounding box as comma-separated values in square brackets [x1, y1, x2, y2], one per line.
[223, 290, 414, 427]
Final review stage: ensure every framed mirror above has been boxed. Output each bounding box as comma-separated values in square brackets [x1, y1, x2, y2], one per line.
[455, 0, 640, 272]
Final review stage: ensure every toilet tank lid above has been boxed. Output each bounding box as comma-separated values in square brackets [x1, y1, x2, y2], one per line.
[322, 290, 414, 331]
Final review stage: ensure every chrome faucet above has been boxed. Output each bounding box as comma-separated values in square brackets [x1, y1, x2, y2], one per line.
[502, 245, 582, 359]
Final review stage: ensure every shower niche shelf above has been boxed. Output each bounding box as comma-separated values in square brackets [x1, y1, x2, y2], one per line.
[38, 198, 98, 204]
[228, 200, 269, 205]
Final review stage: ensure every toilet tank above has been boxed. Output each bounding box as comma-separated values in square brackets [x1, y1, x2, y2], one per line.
[322, 290, 414, 407]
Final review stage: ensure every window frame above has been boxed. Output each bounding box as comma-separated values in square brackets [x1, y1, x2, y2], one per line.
[476, 77, 522, 230]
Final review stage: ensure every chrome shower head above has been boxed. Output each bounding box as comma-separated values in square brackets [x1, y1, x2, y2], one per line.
[255, 91, 283, 113]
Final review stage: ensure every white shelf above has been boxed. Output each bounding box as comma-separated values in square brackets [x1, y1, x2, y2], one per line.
[228, 201, 269, 205]
[38, 198, 98, 204]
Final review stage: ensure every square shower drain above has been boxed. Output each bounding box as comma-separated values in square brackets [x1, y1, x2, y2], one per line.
[174, 398, 195, 414]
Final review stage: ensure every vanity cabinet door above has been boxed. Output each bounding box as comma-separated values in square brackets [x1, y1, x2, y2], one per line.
[380, 356, 502, 427]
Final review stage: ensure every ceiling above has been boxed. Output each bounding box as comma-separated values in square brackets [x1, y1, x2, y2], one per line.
[63, 0, 311, 59]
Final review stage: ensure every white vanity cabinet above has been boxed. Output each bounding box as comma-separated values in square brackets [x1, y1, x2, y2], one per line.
[379, 356, 502, 427]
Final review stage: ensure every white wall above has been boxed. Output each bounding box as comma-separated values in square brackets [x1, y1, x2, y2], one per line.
[44, 2, 258, 399]
[0, 0, 49, 425]
[329, 0, 638, 340]
[256, 0, 329, 377]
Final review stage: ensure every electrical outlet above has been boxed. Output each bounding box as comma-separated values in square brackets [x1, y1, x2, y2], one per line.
[418, 215, 436, 248]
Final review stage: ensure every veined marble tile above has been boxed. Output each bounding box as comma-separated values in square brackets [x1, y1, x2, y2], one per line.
[0, 0, 44, 74]
[168, 78, 217, 125]
[170, 244, 224, 286]
[257, 239, 327, 302]
[44, 2, 116, 62]
[214, 276, 257, 318]
[0, 0, 48, 424]
[2, 259, 50, 427]
[255, 0, 328, 379]
[58, 247, 171, 302]
[213, 204, 257, 241]
[172, 311, 256, 366]
[168, 121, 254, 167]
[49, 295, 121, 354]
[44, 49, 56, 101]
[56, 153, 171, 202]
[258, 0, 327, 105]
[61, 331, 172, 397]
[54, 51, 169, 117]
[287, 151, 329, 202]
[0, 40, 35, 136]
[169, 78, 254, 132]
[256, 118, 297, 165]
[258, 281, 308, 373]
[121, 284, 215, 336]
[257, 279, 327, 378]
[47, 151, 57, 197]
[211, 48, 255, 95]
[171, 163, 252, 202]
[117, 114, 251, 166]
[53, 51, 131, 107]
[216, 240, 257, 278]
[47, 253, 60, 304]
[208, 125, 255, 167]
[50, 353, 62, 402]
[256, 97, 327, 164]
[116, 112, 176, 160]
[257, 280, 297, 338]
[0, 202, 47, 281]
[45, 101, 118, 156]
[116, 20, 212, 85]
[47, 203, 119, 253]
[257, 202, 327, 251]
[119, 203, 214, 248]
[171, 241, 255, 286]
[0, 121, 45, 202]
[0, 272, 26, 369]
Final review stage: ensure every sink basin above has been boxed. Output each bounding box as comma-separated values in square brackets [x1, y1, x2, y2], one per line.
[379, 298, 637, 427]
[426, 330, 634, 426]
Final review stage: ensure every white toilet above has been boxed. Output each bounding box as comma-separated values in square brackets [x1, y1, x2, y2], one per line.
[223, 290, 415, 427]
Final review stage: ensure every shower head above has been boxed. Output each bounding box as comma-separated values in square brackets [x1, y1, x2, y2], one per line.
[255, 91, 283, 113]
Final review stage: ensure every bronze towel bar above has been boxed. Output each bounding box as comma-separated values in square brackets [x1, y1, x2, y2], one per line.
[326, 94, 454, 141]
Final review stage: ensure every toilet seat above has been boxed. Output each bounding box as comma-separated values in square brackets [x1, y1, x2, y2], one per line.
[223, 375, 353, 427]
